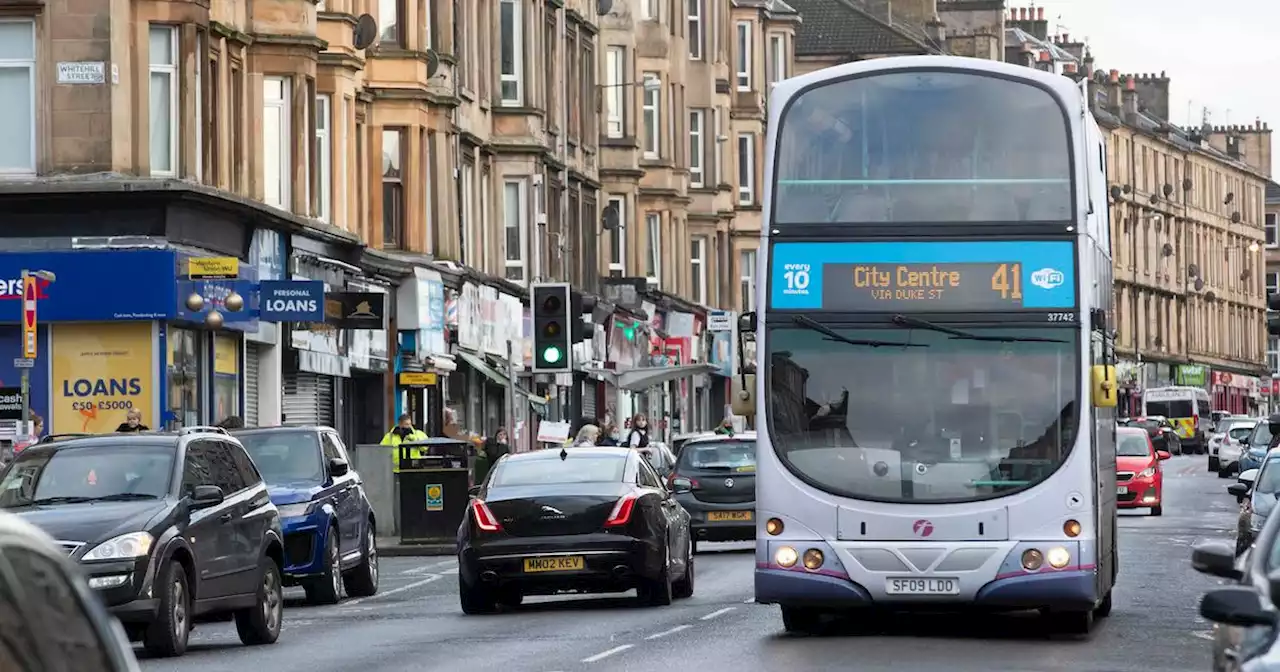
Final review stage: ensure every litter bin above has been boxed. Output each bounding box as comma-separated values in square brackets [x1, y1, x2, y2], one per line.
[397, 438, 475, 544]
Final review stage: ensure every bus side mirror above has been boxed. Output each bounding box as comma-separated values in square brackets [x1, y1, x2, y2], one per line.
[738, 312, 756, 332]
[1090, 365, 1117, 408]
[732, 374, 756, 417]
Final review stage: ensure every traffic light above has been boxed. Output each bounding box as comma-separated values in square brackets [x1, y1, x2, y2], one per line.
[1269, 294, 1280, 336]
[532, 282, 572, 372]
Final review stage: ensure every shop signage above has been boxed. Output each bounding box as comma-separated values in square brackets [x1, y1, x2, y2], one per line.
[1175, 364, 1208, 387]
[187, 257, 239, 280]
[326, 292, 385, 329]
[175, 279, 259, 330]
[0, 250, 177, 322]
[260, 280, 324, 322]
[0, 387, 21, 420]
[398, 372, 437, 387]
[50, 323, 154, 434]
[707, 310, 733, 332]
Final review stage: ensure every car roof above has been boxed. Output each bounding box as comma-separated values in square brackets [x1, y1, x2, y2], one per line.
[18, 433, 182, 457]
[1116, 426, 1148, 435]
[232, 425, 335, 435]
[683, 432, 757, 447]
[511, 446, 634, 461]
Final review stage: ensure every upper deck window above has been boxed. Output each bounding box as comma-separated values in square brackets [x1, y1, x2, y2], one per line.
[773, 70, 1073, 225]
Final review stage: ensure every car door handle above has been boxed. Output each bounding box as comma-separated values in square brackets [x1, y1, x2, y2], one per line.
[218, 513, 234, 523]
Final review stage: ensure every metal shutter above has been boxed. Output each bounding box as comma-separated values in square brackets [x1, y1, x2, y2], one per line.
[282, 372, 320, 426]
[282, 372, 335, 427]
[244, 343, 260, 427]
[582, 380, 598, 421]
[316, 374, 335, 427]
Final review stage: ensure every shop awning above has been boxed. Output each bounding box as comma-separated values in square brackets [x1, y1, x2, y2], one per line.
[456, 350, 549, 412]
[586, 364, 716, 392]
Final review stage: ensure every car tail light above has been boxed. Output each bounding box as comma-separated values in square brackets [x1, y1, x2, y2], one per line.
[471, 500, 502, 532]
[604, 495, 637, 528]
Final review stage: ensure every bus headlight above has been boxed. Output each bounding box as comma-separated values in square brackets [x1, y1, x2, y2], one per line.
[1046, 547, 1071, 569]
[1063, 519, 1081, 537]
[802, 549, 824, 570]
[766, 518, 784, 535]
[775, 546, 798, 568]
[1021, 549, 1043, 570]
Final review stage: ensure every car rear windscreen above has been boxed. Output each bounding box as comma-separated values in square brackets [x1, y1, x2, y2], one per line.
[491, 455, 626, 487]
[1146, 400, 1193, 418]
[677, 441, 757, 471]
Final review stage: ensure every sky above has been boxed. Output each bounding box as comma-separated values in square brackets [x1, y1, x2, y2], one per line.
[1029, 0, 1279, 167]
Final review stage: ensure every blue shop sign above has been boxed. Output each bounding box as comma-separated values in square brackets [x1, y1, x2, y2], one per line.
[0, 249, 177, 322]
[175, 279, 259, 331]
[260, 280, 325, 322]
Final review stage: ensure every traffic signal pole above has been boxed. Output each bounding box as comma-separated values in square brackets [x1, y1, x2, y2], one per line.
[507, 338, 517, 450]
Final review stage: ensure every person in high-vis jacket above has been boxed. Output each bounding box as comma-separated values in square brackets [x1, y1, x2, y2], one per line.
[382, 414, 428, 473]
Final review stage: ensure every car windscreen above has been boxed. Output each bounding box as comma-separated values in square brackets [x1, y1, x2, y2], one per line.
[490, 455, 626, 487]
[236, 432, 325, 483]
[0, 444, 174, 507]
[1251, 423, 1274, 449]
[1116, 432, 1151, 457]
[637, 447, 668, 472]
[1258, 457, 1280, 494]
[677, 441, 757, 472]
[1146, 400, 1193, 418]
[1229, 425, 1257, 441]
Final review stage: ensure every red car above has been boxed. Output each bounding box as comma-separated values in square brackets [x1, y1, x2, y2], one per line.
[1116, 426, 1172, 515]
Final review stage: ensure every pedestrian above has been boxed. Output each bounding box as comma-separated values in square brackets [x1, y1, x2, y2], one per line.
[217, 415, 244, 429]
[574, 424, 600, 447]
[475, 428, 511, 484]
[625, 414, 650, 448]
[14, 412, 42, 454]
[381, 413, 428, 469]
[714, 417, 735, 436]
[596, 422, 619, 446]
[114, 409, 150, 433]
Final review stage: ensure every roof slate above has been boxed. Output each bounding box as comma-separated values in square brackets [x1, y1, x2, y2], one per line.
[790, 0, 936, 57]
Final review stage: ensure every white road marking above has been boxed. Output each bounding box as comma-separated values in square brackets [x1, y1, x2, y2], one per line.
[400, 559, 457, 575]
[344, 574, 443, 606]
[644, 624, 691, 640]
[1192, 630, 1215, 641]
[582, 644, 634, 663]
[700, 607, 736, 620]
[439, 567, 459, 575]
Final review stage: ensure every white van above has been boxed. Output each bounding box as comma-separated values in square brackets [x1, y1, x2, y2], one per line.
[1143, 386, 1212, 453]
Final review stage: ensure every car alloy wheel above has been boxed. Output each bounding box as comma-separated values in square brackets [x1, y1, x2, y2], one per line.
[262, 566, 282, 634]
[171, 576, 188, 642]
[329, 534, 342, 599]
[366, 528, 378, 586]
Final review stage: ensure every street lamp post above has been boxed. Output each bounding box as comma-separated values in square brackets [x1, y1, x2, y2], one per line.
[20, 269, 56, 442]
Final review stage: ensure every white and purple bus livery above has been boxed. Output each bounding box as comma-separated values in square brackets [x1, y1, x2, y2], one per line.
[733, 55, 1119, 635]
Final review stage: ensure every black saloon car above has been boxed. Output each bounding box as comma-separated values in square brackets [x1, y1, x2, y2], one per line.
[668, 434, 757, 553]
[1121, 416, 1183, 455]
[458, 447, 693, 613]
[0, 427, 286, 658]
[0, 509, 142, 670]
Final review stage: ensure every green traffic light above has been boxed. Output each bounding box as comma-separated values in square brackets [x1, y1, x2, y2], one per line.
[542, 346, 563, 364]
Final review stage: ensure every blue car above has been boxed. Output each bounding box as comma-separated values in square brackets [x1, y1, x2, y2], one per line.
[233, 426, 379, 604]
[1239, 421, 1275, 475]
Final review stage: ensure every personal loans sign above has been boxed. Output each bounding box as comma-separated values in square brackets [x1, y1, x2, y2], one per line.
[260, 280, 325, 322]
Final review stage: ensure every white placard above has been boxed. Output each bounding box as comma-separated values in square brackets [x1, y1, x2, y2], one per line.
[57, 62, 106, 85]
[536, 421, 571, 445]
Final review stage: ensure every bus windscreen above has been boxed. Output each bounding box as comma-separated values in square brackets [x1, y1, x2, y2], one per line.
[773, 70, 1073, 225]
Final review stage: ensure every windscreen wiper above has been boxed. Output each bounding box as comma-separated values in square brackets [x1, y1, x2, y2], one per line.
[791, 315, 926, 349]
[891, 314, 1067, 344]
[85, 493, 159, 502]
[29, 496, 94, 505]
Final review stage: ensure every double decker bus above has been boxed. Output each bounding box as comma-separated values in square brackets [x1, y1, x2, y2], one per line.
[733, 55, 1120, 635]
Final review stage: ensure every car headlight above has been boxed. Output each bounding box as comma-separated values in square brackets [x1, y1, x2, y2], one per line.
[277, 502, 318, 518]
[1251, 513, 1267, 532]
[1138, 467, 1157, 478]
[82, 532, 154, 561]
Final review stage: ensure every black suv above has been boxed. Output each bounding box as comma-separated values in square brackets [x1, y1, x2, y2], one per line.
[0, 427, 286, 658]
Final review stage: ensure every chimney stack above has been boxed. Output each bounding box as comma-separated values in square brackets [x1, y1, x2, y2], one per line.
[1107, 69, 1122, 113]
[1122, 76, 1139, 120]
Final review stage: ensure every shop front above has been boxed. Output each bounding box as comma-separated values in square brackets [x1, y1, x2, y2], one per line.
[284, 250, 355, 428]
[395, 267, 454, 436]
[0, 247, 269, 434]
[1212, 371, 1257, 416]
[453, 280, 538, 447]
[243, 228, 287, 426]
[343, 277, 391, 446]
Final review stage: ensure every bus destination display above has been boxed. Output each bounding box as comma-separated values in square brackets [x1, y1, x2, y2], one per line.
[822, 262, 1041, 311]
[769, 241, 1077, 312]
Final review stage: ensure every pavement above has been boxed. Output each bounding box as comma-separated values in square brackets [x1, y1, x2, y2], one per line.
[139, 454, 1237, 672]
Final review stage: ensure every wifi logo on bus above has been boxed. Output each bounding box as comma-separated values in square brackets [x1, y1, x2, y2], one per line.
[1031, 267, 1065, 289]
[912, 519, 934, 537]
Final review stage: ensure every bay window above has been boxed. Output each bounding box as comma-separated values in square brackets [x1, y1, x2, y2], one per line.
[0, 20, 36, 176]
[382, 128, 405, 248]
[499, 0, 524, 105]
[735, 21, 752, 90]
[262, 77, 292, 209]
[691, 237, 707, 304]
[503, 179, 529, 283]
[607, 196, 626, 277]
[315, 94, 332, 222]
[642, 71, 660, 158]
[689, 109, 705, 187]
[645, 212, 662, 285]
[149, 25, 179, 177]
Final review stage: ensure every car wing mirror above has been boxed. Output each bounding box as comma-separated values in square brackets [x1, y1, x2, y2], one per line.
[1191, 542, 1244, 581]
[1156, 450, 1171, 461]
[328, 457, 350, 478]
[1200, 587, 1277, 627]
[189, 484, 224, 509]
[468, 485, 481, 497]
[1228, 483, 1251, 502]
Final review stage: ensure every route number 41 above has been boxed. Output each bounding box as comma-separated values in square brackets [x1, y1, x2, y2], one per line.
[990, 263, 1023, 300]
[783, 269, 811, 290]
